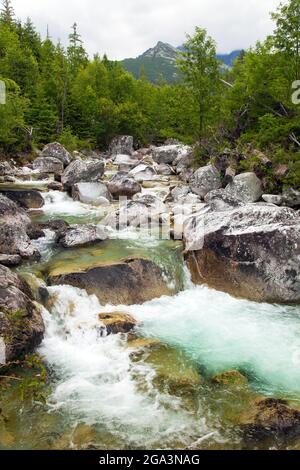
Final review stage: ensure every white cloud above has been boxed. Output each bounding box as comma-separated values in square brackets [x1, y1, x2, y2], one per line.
[12, 0, 280, 59]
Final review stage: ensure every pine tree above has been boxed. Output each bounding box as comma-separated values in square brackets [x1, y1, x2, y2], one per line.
[0, 0, 15, 26]
[67, 22, 87, 73]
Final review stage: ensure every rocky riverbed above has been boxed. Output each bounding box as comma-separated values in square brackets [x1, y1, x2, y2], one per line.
[0, 138, 300, 450]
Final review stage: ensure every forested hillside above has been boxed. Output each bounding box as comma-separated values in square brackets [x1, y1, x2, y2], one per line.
[0, 0, 299, 190]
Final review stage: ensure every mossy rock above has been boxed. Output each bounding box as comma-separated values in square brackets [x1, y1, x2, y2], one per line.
[211, 370, 248, 387]
[145, 345, 202, 397]
[99, 312, 138, 335]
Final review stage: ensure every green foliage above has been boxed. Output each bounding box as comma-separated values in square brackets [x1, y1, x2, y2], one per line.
[177, 27, 222, 140]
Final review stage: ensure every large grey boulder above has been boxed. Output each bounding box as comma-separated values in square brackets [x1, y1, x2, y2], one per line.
[42, 142, 72, 166]
[33, 157, 64, 175]
[184, 203, 300, 303]
[0, 195, 40, 260]
[225, 172, 263, 203]
[0, 189, 44, 209]
[57, 224, 108, 248]
[0, 265, 44, 364]
[107, 171, 141, 198]
[152, 145, 191, 165]
[109, 136, 134, 156]
[72, 182, 111, 206]
[190, 165, 222, 198]
[62, 159, 105, 191]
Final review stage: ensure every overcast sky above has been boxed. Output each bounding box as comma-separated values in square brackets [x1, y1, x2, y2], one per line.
[12, 0, 281, 59]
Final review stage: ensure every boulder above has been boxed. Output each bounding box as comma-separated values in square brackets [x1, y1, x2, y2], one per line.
[152, 145, 190, 165]
[190, 165, 222, 198]
[57, 224, 108, 248]
[49, 258, 175, 305]
[204, 188, 244, 211]
[262, 194, 283, 205]
[99, 312, 138, 335]
[282, 188, 300, 209]
[0, 254, 22, 267]
[42, 142, 72, 167]
[0, 265, 44, 363]
[102, 194, 167, 229]
[185, 204, 300, 303]
[32, 157, 64, 176]
[225, 172, 263, 203]
[129, 164, 156, 182]
[61, 159, 105, 191]
[114, 154, 139, 169]
[0, 189, 44, 209]
[240, 398, 300, 439]
[109, 135, 134, 156]
[107, 172, 141, 199]
[72, 182, 111, 206]
[0, 195, 40, 260]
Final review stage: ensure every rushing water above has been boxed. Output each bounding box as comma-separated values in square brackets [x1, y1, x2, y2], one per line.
[1, 180, 300, 450]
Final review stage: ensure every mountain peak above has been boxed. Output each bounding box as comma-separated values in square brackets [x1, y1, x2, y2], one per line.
[141, 41, 179, 62]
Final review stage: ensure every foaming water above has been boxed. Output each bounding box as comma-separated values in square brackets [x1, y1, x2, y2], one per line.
[39, 286, 213, 448]
[118, 285, 300, 397]
[42, 191, 105, 219]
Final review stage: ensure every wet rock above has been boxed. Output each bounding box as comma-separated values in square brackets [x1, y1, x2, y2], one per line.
[225, 172, 263, 203]
[0, 265, 45, 363]
[49, 258, 174, 305]
[61, 159, 105, 191]
[72, 182, 111, 206]
[32, 157, 64, 176]
[99, 312, 138, 335]
[282, 188, 300, 209]
[0, 189, 44, 209]
[57, 224, 108, 248]
[0, 195, 40, 260]
[109, 135, 134, 156]
[42, 142, 72, 167]
[240, 398, 300, 439]
[185, 204, 300, 303]
[36, 219, 69, 241]
[0, 254, 22, 267]
[47, 181, 63, 191]
[145, 344, 202, 397]
[107, 171, 141, 199]
[211, 370, 248, 387]
[190, 165, 222, 198]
